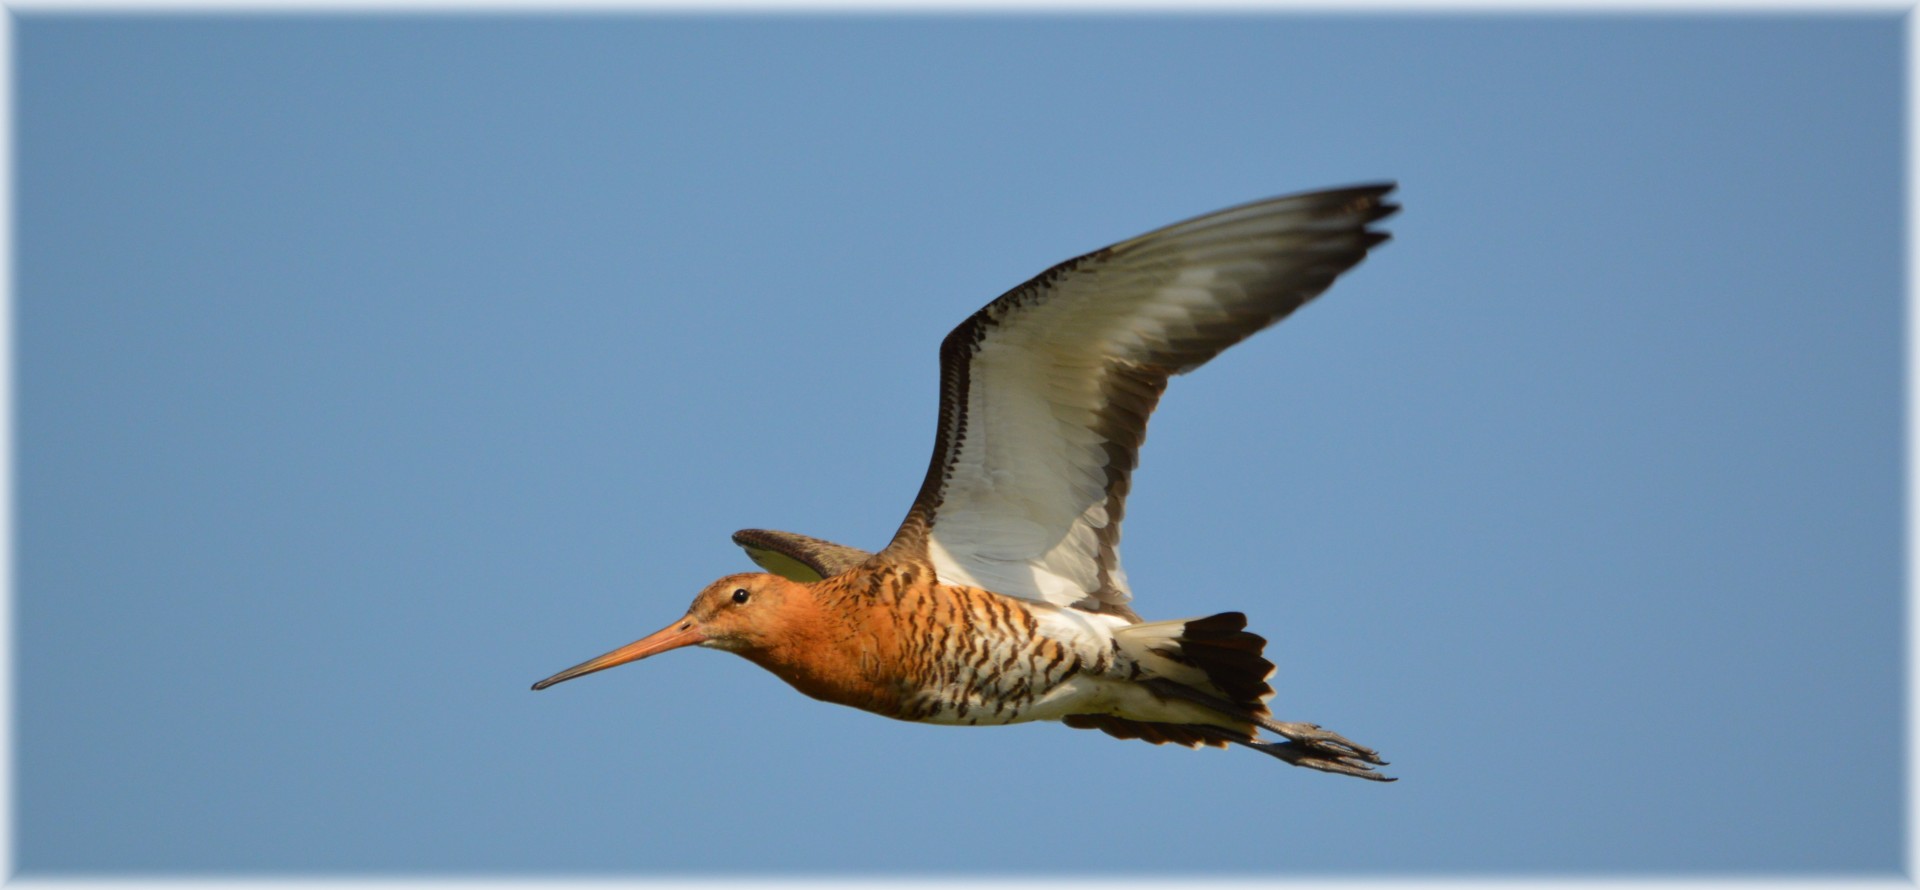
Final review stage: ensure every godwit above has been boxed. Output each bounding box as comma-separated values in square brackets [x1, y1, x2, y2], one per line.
[535, 184, 1399, 780]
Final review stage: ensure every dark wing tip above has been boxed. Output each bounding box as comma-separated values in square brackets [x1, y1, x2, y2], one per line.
[1299, 181, 1398, 221]
[1313, 181, 1398, 217]
[1313, 182, 1397, 251]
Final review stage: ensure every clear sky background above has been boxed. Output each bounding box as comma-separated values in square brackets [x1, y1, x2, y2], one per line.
[14, 13, 1904, 877]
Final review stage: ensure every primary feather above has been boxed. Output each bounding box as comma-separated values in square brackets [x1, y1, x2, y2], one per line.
[880, 184, 1398, 617]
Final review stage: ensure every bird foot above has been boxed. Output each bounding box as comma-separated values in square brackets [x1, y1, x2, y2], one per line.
[1257, 722, 1393, 782]
[1268, 721, 1385, 763]
[1249, 739, 1393, 781]
[1188, 719, 1394, 781]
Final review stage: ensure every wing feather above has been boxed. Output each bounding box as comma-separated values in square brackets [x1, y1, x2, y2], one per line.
[881, 184, 1398, 617]
[732, 529, 873, 582]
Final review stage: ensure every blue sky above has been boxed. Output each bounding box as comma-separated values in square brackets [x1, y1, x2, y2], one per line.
[14, 13, 1904, 876]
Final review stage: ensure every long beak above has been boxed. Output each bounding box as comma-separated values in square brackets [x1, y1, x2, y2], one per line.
[531, 618, 705, 691]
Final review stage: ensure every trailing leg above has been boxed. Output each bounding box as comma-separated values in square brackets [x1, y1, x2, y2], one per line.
[1186, 725, 1395, 782]
[1143, 678, 1387, 767]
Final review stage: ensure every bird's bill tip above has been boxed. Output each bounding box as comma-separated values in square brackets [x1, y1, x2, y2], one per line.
[531, 618, 705, 691]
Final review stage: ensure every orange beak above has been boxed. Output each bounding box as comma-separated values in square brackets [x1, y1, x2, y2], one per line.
[531, 618, 706, 691]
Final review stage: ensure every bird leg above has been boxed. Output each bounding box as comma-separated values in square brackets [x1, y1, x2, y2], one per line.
[1266, 721, 1386, 766]
[1144, 679, 1392, 780]
[1186, 724, 1395, 782]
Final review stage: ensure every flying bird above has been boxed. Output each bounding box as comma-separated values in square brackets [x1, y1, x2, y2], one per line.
[534, 184, 1399, 780]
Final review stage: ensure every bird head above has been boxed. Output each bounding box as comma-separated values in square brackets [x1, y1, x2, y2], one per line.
[531, 572, 808, 690]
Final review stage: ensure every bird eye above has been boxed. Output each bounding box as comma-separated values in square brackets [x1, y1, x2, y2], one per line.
[731, 588, 751, 605]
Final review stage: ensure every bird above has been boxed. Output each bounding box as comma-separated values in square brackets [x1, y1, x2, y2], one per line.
[534, 183, 1399, 780]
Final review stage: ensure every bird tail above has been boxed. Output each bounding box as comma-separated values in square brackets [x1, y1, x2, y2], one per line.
[1067, 612, 1394, 780]
[1059, 612, 1273, 750]
[1112, 611, 1276, 718]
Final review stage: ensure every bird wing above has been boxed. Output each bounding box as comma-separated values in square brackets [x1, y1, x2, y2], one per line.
[879, 184, 1398, 617]
[732, 528, 874, 582]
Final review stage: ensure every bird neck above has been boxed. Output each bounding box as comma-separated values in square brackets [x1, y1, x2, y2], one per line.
[734, 579, 904, 716]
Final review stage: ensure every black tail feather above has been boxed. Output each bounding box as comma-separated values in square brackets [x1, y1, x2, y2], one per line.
[1176, 612, 1276, 714]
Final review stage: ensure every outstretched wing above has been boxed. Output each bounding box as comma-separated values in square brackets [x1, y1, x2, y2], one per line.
[732, 528, 874, 582]
[881, 184, 1398, 617]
